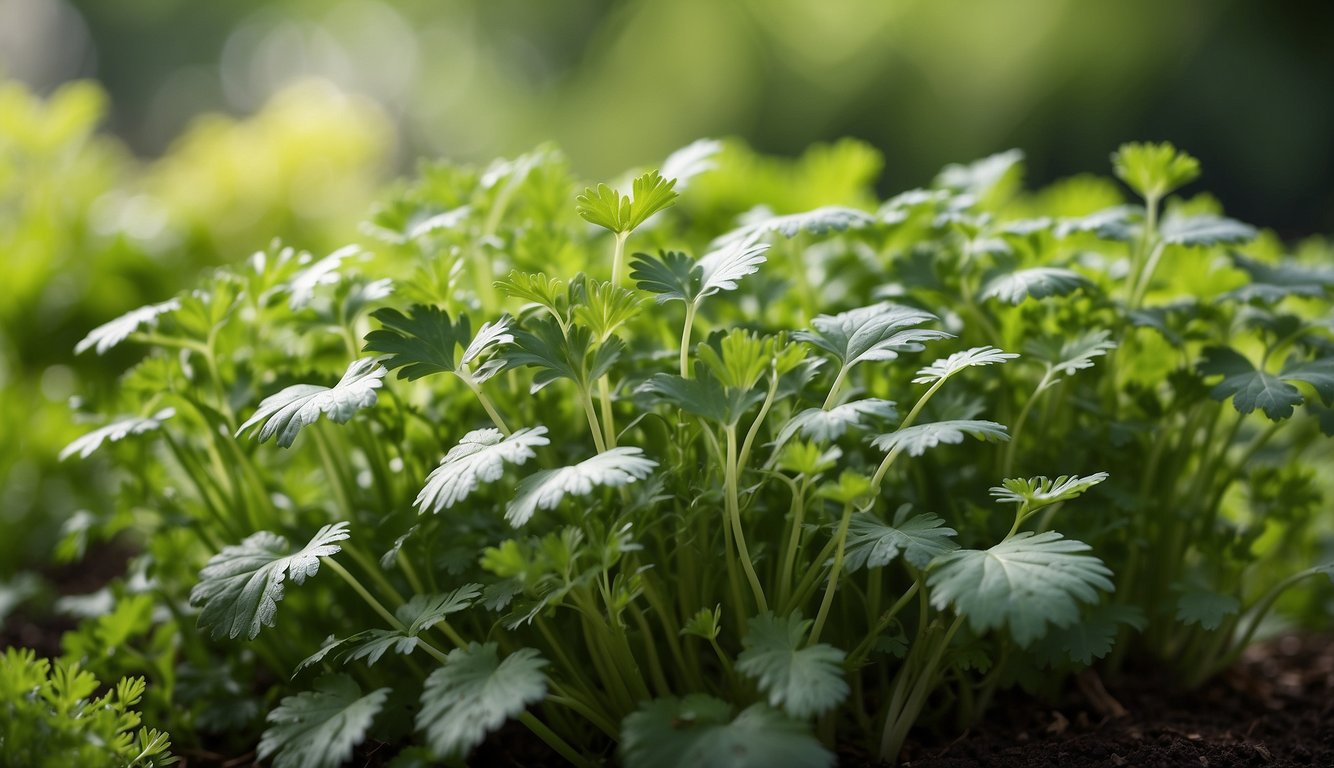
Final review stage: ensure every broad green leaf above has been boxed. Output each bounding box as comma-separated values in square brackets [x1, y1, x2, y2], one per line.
[1198, 346, 1302, 420]
[1174, 585, 1240, 631]
[1281, 357, 1334, 406]
[1053, 205, 1141, 240]
[912, 346, 1018, 384]
[1031, 603, 1146, 666]
[60, 408, 175, 461]
[190, 522, 350, 640]
[697, 329, 772, 391]
[795, 303, 950, 370]
[775, 442, 842, 477]
[989, 472, 1110, 510]
[928, 531, 1114, 646]
[506, 448, 657, 526]
[237, 358, 386, 447]
[981, 268, 1090, 305]
[258, 674, 388, 768]
[74, 298, 181, 355]
[629, 250, 696, 304]
[1158, 213, 1256, 247]
[714, 205, 876, 248]
[1223, 253, 1334, 303]
[364, 305, 512, 382]
[1112, 142, 1199, 200]
[505, 319, 622, 393]
[620, 695, 833, 768]
[416, 427, 550, 514]
[736, 613, 848, 719]
[844, 504, 958, 571]
[777, 399, 898, 444]
[416, 643, 547, 759]
[870, 420, 1009, 458]
[637, 369, 766, 426]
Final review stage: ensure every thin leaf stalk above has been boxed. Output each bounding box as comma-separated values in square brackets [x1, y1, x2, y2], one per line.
[809, 502, 855, 646]
[725, 424, 768, 612]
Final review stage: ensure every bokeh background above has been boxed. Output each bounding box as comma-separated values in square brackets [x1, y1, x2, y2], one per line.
[1, 0, 1332, 582]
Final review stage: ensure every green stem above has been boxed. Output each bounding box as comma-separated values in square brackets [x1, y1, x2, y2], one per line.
[597, 376, 618, 448]
[847, 580, 921, 668]
[872, 378, 946, 491]
[879, 615, 965, 763]
[777, 477, 809, 607]
[809, 503, 854, 646]
[611, 231, 630, 287]
[680, 302, 697, 378]
[1001, 370, 1053, 478]
[725, 424, 768, 612]
[518, 712, 597, 768]
[323, 556, 402, 632]
[467, 380, 511, 435]
[579, 387, 608, 453]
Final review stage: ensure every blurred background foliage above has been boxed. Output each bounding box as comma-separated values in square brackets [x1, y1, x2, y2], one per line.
[0, 0, 1330, 580]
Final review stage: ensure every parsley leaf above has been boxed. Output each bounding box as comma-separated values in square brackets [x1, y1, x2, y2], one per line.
[989, 472, 1110, 510]
[870, 420, 1009, 458]
[506, 448, 657, 526]
[795, 302, 950, 372]
[416, 643, 547, 759]
[844, 504, 958, 571]
[620, 695, 834, 768]
[576, 170, 678, 234]
[981, 267, 1090, 305]
[777, 399, 898, 444]
[736, 613, 849, 719]
[1112, 142, 1199, 201]
[415, 428, 550, 514]
[237, 359, 386, 448]
[364, 305, 512, 383]
[258, 674, 388, 768]
[912, 346, 1018, 384]
[714, 205, 876, 248]
[74, 298, 181, 355]
[191, 523, 351, 640]
[60, 408, 175, 461]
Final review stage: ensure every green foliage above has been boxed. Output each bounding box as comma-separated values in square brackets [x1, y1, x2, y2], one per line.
[416, 643, 547, 759]
[737, 613, 849, 718]
[259, 674, 389, 768]
[0, 648, 175, 767]
[1112, 141, 1200, 201]
[620, 695, 834, 768]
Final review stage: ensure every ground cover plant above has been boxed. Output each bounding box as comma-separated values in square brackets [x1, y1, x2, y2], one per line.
[50, 138, 1333, 766]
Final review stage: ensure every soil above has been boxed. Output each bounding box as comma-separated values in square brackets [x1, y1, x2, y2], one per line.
[4, 549, 1330, 767]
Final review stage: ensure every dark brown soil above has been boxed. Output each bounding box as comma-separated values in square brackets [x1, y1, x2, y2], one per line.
[897, 635, 1334, 768]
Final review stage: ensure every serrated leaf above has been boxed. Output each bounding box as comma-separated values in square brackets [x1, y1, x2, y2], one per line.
[620, 695, 834, 768]
[190, 523, 351, 640]
[496, 271, 567, 317]
[1053, 205, 1142, 240]
[928, 531, 1113, 646]
[60, 408, 175, 461]
[637, 370, 766, 426]
[1026, 329, 1117, 379]
[736, 613, 848, 719]
[577, 170, 678, 233]
[573, 279, 644, 341]
[981, 268, 1090, 305]
[259, 674, 388, 768]
[777, 399, 898, 444]
[365, 305, 511, 382]
[713, 205, 876, 248]
[416, 428, 550, 514]
[989, 472, 1110, 509]
[74, 298, 181, 355]
[416, 643, 547, 759]
[936, 149, 1024, 195]
[661, 138, 722, 189]
[287, 245, 361, 310]
[630, 250, 697, 304]
[1280, 356, 1334, 406]
[505, 319, 621, 393]
[1159, 213, 1256, 247]
[696, 237, 770, 299]
[506, 448, 657, 526]
[912, 346, 1018, 384]
[237, 359, 385, 447]
[845, 504, 958, 571]
[870, 420, 1009, 458]
[1031, 604, 1146, 666]
[398, 584, 484, 635]
[681, 606, 722, 640]
[1174, 585, 1240, 630]
[1112, 142, 1199, 200]
[1198, 346, 1303, 420]
[795, 302, 950, 370]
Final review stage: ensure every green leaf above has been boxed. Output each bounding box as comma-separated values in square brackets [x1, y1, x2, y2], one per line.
[661, 138, 722, 189]
[928, 531, 1114, 646]
[777, 399, 898, 444]
[817, 471, 875, 507]
[989, 472, 1110, 510]
[981, 267, 1090, 305]
[1112, 142, 1199, 200]
[258, 674, 389, 768]
[364, 305, 512, 382]
[574, 280, 645, 341]
[681, 606, 722, 640]
[286, 245, 362, 310]
[416, 427, 551, 514]
[1031, 604, 1145, 666]
[416, 643, 547, 760]
[714, 205, 875, 248]
[1025, 329, 1117, 379]
[190, 523, 350, 640]
[1174, 585, 1240, 631]
[638, 369, 767, 426]
[696, 237, 770, 300]
[496, 271, 568, 318]
[936, 149, 1024, 196]
[74, 298, 181, 355]
[1158, 213, 1256, 247]
[60, 407, 175, 461]
[506, 448, 657, 526]
[620, 695, 834, 768]
[630, 250, 697, 304]
[577, 170, 678, 233]
[236, 359, 386, 447]
[1223, 253, 1334, 303]
[505, 319, 619, 393]
[1198, 346, 1303, 420]
[795, 302, 950, 371]
[736, 613, 848, 719]
[912, 346, 1018, 384]
[870, 420, 1009, 458]
[1281, 356, 1334, 406]
[844, 504, 958, 571]
[398, 584, 484, 635]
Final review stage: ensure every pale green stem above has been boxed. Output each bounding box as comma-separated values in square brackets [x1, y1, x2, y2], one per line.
[725, 424, 768, 612]
[597, 376, 617, 448]
[611, 231, 630, 286]
[809, 502, 854, 646]
[466, 379, 511, 435]
[871, 378, 947, 491]
[680, 301, 697, 378]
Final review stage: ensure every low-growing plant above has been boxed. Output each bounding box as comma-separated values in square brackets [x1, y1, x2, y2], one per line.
[59, 139, 1332, 765]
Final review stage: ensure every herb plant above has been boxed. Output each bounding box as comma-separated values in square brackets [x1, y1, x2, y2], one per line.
[60, 138, 1332, 765]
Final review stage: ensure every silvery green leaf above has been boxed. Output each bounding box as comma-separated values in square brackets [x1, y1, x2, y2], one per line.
[736, 613, 848, 719]
[237, 358, 386, 448]
[416, 643, 547, 759]
[258, 674, 388, 768]
[288, 245, 360, 310]
[621, 696, 833, 768]
[989, 472, 1110, 509]
[935, 149, 1023, 195]
[407, 206, 472, 240]
[795, 302, 950, 369]
[661, 138, 722, 189]
[696, 237, 770, 300]
[912, 346, 1018, 384]
[981, 268, 1090, 305]
[75, 298, 181, 355]
[870, 420, 1009, 458]
[713, 205, 876, 248]
[844, 504, 958, 571]
[506, 448, 657, 526]
[1159, 213, 1256, 247]
[777, 399, 898, 444]
[416, 428, 550, 514]
[60, 408, 175, 461]
[190, 522, 350, 640]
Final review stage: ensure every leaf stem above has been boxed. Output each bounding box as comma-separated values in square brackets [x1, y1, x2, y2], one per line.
[809, 502, 854, 646]
[725, 424, 768, 612]
[518, 712, 596, 768]
[680, 302, 697, 378]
